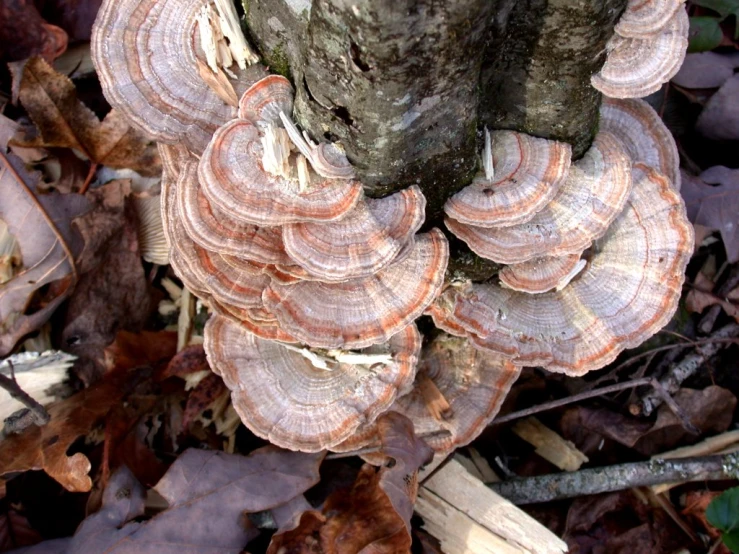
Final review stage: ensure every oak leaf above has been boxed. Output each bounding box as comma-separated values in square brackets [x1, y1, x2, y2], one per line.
[9, 57, 160, 176]
[0, 148, 88, 356]
[681, 166, 739, 263]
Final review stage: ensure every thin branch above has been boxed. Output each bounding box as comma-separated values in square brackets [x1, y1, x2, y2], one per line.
[489, 452, 739, 505]
[0, 361, 50, 433]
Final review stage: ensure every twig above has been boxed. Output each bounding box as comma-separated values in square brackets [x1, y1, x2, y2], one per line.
[325, 429, 451, 460]
[489, 452, 739, 505]
[492, 376, 700, 434]
[699, 265, 739, 335]
[636, 323, 739, 416]
[0, 361, 50, 433]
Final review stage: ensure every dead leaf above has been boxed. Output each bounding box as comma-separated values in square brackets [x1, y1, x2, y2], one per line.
[0, 149, 89, 357]
[0, 508, 43, 550]
[633, 386, 737, 456]
[681, 167, 739, 263]
[696, 74, 739, 141]
[0, 0, 68, 63]
[672, 52, 739, 89]
[268, 412, 433, 554]
[160, 344, 209, 380]
[103, 330, 178, 374]
[181, 373, 228, 432]
[35, 0, 103, 41]
[0, 376, 125, 494]
[62, 181, 152, 382]
[9, 57, 160, 176]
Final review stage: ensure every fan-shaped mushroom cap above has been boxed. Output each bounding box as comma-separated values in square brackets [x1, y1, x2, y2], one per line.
[238, 75, 294, 126]
[263, 229, 449, 349]
[282, 186, 426, 282]
[199, 119, 363, 225]
[332, 333, 520, 458]
[499, 254, 585, 294]
[204, 314, 422, 452]
[592, 7, 688, 98]
[446, 132, 632, 264]
[600, 98, 681, 190]
[615, 0, 686, 38]
[92, 0, 241, 152]
[445, 131, 571, 228]
[434, 164, 693, 375]
[176, 161, 294, 264]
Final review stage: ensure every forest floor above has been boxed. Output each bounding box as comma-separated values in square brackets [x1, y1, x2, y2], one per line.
[1, 1, 739, 553]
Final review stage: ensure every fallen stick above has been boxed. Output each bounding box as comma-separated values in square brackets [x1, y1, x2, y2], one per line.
[489, 452, 739, 505]
[636, 322, 739, 416]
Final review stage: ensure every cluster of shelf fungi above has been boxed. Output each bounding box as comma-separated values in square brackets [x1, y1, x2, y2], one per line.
[91, 0, 694, 459]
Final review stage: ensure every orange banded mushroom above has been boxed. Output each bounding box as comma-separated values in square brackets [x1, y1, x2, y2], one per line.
[433, 164, 693, 375]
[592, 7, 688, 99]
[204, 314, 421, 452]
[444, 130, 571, 228]
[263, 229, 449, 349]
[332, 333, 520, 458]
[499, 254, 586, 294]
[600, 97, 681, 190]
[615, 0, 686, 39]
[199, 119, 363, 225]
[445, 132, 632, 264]
[282, 186, 426, 282]
[92, 0, 262, 153]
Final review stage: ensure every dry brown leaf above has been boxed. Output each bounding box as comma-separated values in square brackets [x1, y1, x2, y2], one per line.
[160, 344, 209, 380]
[268, 412, 433, 554]
[686, 267, 739, 321]
[0, 377, 125, 494]
[77, 447, 322, 552]
[0, 0, 68, 63]
[696, 74, 739, 141]
[0, 149, 88, 357]
[181, 373, 228, 432]
[682, 167, 739, 263]
[9, 57, 160, 176]
[61, 181, 153, 382]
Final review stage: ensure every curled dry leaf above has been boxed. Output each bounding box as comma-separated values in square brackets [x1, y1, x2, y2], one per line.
[9, 57, 161, 176]
[268, 412, 432, 554]
[28, 446, 324, 552]
[0, 377, 125, 494]
[696, 75, 739, 141]
[681, 166, 739, 263]
[0, 150, 88, 357]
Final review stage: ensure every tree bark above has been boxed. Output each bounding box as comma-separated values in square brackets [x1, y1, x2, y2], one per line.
[481, 0, 626, 159]
[244, 0, 627, 280]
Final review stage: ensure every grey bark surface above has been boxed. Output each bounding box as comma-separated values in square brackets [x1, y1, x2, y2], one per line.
[490, 453, 739, 505]
[244, 0, 625, 280]
[481, 0, 627, 159]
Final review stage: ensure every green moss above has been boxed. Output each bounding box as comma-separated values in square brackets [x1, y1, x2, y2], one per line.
[266, 43, 292, 79]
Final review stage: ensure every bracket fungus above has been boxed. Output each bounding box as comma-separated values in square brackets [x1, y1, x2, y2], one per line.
[446, 132, 632, 264]
[94, 0, 694, 458]
[615, 0, 687, 39]
[91, 0, 262, 154]
[263, 229, 449, 349]
[600, 97, 681, 190]
[499, 254, 586, 294]
[205, 314, 421, 452]
[592, 6, 688, 98]
[432, 164, 693, 375]
[444, 130, 571, 228]
[332, 333, 521, 459]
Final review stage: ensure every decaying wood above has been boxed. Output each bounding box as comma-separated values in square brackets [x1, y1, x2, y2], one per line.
[490, 452, 739, 505]
[417, 459, 568, 553]
[512, 417, 589, 471]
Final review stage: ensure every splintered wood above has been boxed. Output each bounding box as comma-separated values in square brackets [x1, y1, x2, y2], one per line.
[512, 417, 589, 471]
[416, 459, 567, 554]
